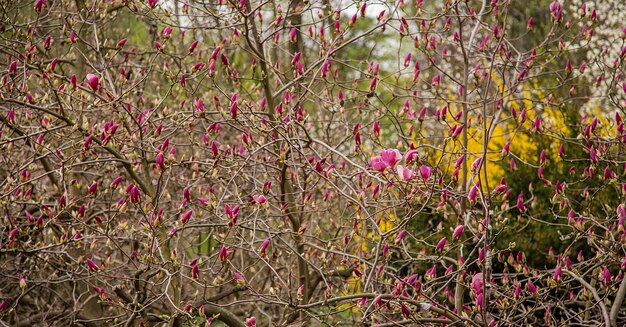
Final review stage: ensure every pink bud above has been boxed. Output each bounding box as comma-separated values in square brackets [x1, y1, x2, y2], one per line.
[245, 317, 256, 327]
[603, 266, 611, 284]
[369, 77, 377, 91]
[468, 184, 479, 202]
[88, 181, 98, 194]
[517, 193, 526, 213]
[87, 258, 99, 271]
[589, 146, 597, 163]
[372, 121, 380, 137]
[8, 61, 17, 75]
[111, 176, 123, 188]
[186, 40, 199, 53]
[395, 230, 406, 243]
[155, 152, 165, 169]
[436, 237, 447, 252]
[85, 73, 99, 91]
[191, 264, 199, 279]
[233, 272, 245, 286]
[553, 265, 562, 281]
[470, 157, 482, 172]
[181, 210, 193, 224]
[34, 0, 46, 12]
[289, 28, 297, 43]
[291, 52, 301, 65]
[219, 245, 231, 261]
[161, 26, 172, 38]
[260, 239, 270, 255]
[453, 225, 464, 239]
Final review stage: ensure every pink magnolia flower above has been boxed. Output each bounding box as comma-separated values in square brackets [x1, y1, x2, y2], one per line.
[129, 186, 141, 203]
[527, 280, 537, 294]
[85, 73, 99, 91]
[192, 264, 199, 279]
[603, 266, 611, 284]
[468, 184, 479, 202]
[219, 245, 232, 261]
[233, 272, 245, 286]
[369, 156, 389, 172]
[289, 28, 297, 42]
[517, 193, 526, 213]
[86, 258, 99, 271]
[395, 230, 406, 243]
[8, 61, 17, 75]
[553, 265, 562, 281]
[380, 149, 401, 167]
[405, 149, 419, 163]
[470, 157, 482, 172]
[453, 225, 464, 239]
[252, 194, 267, 204]
[419, 165, 432, 180]
[188, 40, 199, 53]
[436, 237, 447, 252]
[472, 272, 484, 295]
[396, 165, 414, 180]
[181, 210, 192, 224]
[372, 121, 380, 136]
[88, 181, 98, 194]
[425, 265, 437, 279]
[155, 152, 165, 169]
[34, 0, 46, 12]
[161, 26, 172, 38]
[245, 317, 256, 327]
[111, 176, 123, 188]
[259, 239, 270, 256]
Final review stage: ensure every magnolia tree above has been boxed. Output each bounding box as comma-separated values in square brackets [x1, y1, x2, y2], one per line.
[2, 0, 626, 326]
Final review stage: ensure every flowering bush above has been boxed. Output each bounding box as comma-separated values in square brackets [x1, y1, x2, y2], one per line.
[1, 0, 626, 326]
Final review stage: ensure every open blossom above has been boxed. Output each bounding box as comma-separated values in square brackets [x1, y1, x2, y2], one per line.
[396, 165, 414, 180]
[369, 156, 389, 172]
[252, 194, 267, 204]
[380, 149, 401, 166]
[370, 149, 402, 172]
[419, 165, 432, 180]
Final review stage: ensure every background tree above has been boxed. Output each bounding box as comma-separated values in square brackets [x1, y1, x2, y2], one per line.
[1, 0, 626, 326]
